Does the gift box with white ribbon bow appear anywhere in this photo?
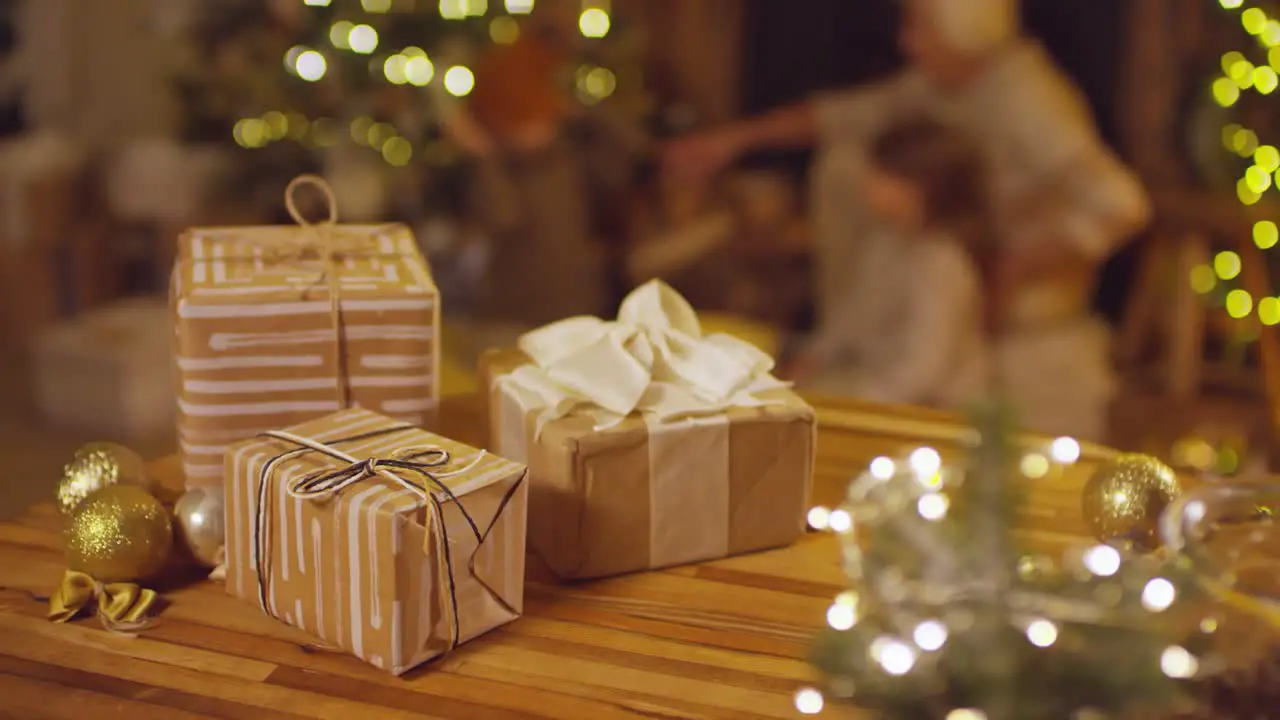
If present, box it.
[483,280,816,579]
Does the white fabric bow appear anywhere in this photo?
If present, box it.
[499,280,790,436]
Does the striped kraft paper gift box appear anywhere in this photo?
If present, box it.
[171,222,441,487]
[225,407,528,675]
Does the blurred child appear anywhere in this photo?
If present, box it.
[783,116,994,410]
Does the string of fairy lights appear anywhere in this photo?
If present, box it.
[232,0,618,167]
[1191,0,1280,327]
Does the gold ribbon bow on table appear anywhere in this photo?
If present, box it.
[498,279,790,437]
[250,425,507,654]
[47,570,158,633]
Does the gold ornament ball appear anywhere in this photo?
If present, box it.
[174,486,225,568]
[1081,453,1181,549]
[57,442,149,516]
[66,485,173,583]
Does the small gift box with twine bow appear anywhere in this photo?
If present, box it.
[482,280,816,580]
[171,176,441,487]
[224,406,528,675]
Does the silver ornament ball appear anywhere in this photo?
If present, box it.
[174,486,225,568]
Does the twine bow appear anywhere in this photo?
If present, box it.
[47,570,157,633]
[281,175,351,409]
[252,424,506,655]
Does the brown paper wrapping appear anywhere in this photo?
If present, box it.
[172,224,441,486]
[482,349,816,580]
[225,407,528,675]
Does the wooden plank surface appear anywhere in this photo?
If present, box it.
[0,395,1123,719]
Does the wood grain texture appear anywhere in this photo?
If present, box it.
[0,395,1114,719]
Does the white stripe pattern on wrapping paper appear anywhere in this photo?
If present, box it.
[278,466,295,582]
[382,398,438,414]
[178,298,435,319]
[295,490,306,577]
[295,599,305,635]
[192,236,207,282]
[398,236,434,291]
[346,484,387,659]
[191,284,380,296]
[361,355,432,370]
[178,355,325,371]
[312,518,325,640]
[367,490,413,633]
[180,399,341,417]
[183,426,277,444]
[213,243,227,284]
[183,375,433,395]
[209,325,433,351]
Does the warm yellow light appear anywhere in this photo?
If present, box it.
[1233,127,1260,156]
[1215,250,1242,280]
[362,0,393,11]
[1161,646,1199,679]
[368,122,396,149]
[1256,220,1279,249]
[1019,453,1050,479]
[1256,66,1279,94]
[1223,123,1244,149]
[1247,165,1274,193]
[1221,0,1244,7]
[467,0,489,16]
[505,0,534,12]
[1226,289,1254,319]
[384,55,408,84]
[490,16,520,44]
[1026,619,1058,648]
[350,116,374,145]
[1229,59,1255,87]
[1256,145,1280,172]
[1272,46,1280,71]
[304,0,332,6]
[1244,8,1269,35]
[285,112,308,139]
[579,7,611,38]
[330,21,354,49]
[1239,178,1263,205]
[440,0,467,19]
[1214,77,1242,107]
[1223,51,1247,73]
[405,56,435,86]
[1190,264,1217,294]
[1259,297,1280,326]
[262,110,288,139]
[382,137,414,167]
[295,50,328,81]
[233,118,268,148]
[443,65,475,96]
[1264,20,1280,47]
[582,66,617,99]
[348,24,379,54]
[403,45,426,57]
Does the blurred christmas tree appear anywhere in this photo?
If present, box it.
[172,0,648,221]
[1184,2,1280,340]
[801,401,1205,719]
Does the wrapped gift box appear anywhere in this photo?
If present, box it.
[172,220,441,486]
[225,407,528,675]
[32,298,175,442]
[483,280,816,579]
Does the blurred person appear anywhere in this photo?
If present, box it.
[662,0,1149,440]
[446,0,645,325]
[783,116,991,410]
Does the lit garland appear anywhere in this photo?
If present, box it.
[1192,1,1280,329]
[799,401,1204,718]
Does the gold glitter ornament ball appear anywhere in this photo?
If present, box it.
[66,485,173,583]
[57,442,149,516]
[1081,453,1181,549]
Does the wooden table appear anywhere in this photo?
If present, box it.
[0,395,1114,719]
